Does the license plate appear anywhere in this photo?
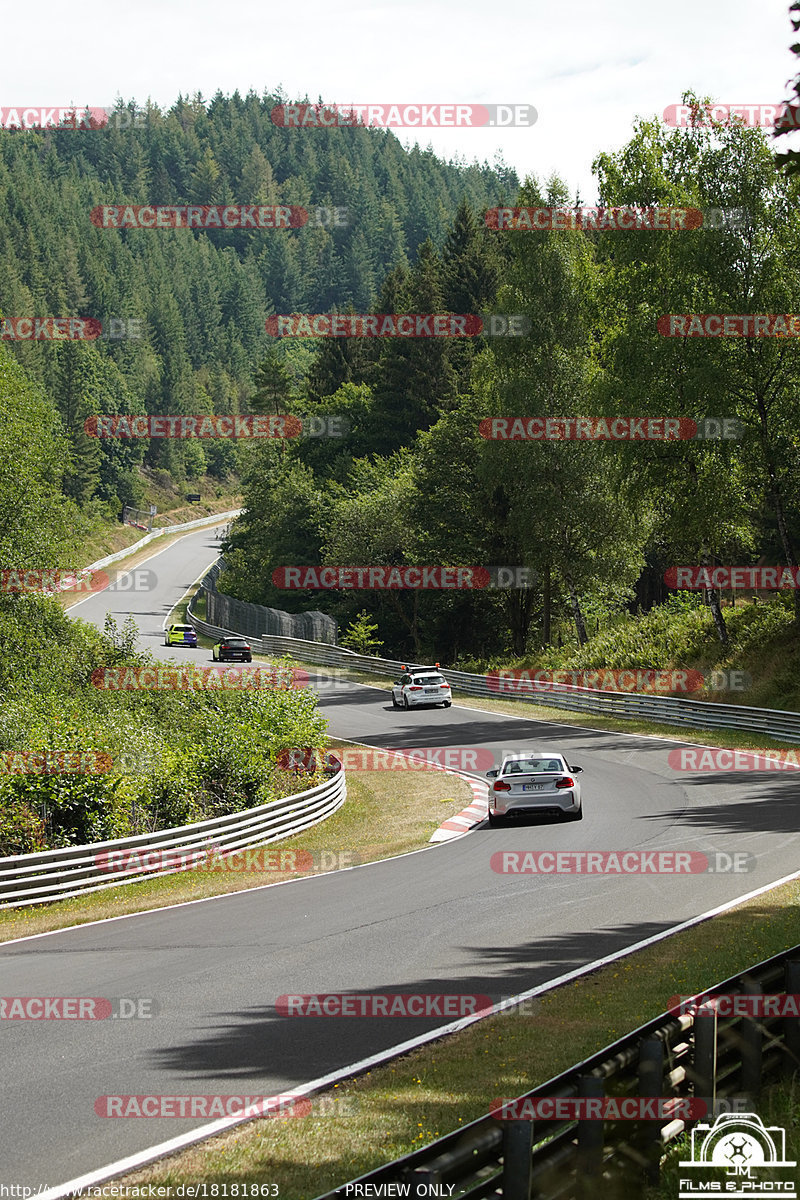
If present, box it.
[523,783,545,791]
[424,687,438,693]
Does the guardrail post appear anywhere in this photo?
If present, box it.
[576,1074,605,1196]
[502,1119,533,1199]
[740,977,763,1101]
[784,961,800,1069]
[691,1005,717,1118]
[637,1037,664,1186]
[406,1166,441,1190]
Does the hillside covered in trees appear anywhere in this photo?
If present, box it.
[219,99,800,665]
[0,90,516,517]
[2,88,799,672]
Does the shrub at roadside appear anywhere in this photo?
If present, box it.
[0,596,329,852]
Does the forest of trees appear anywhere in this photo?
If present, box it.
[219,97,800,663]
[1,87,799,667]
[0,89,516,516]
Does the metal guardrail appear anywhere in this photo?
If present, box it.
[0,764,346,910]
[187,568,800,744]
[316,946,800,1199]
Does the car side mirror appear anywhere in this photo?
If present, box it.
[569,765,583,773]
[486,769,499,778]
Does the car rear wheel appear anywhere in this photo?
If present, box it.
[487,812,504,827]
[391,694,399,708]
[245,655,252,663]
[443,700,452,708]
[403,695,410,710]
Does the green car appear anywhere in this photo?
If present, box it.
[165,623,198,648]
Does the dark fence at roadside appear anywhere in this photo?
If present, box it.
[197,559,338,644]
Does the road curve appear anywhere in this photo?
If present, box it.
[2,524,799,1188]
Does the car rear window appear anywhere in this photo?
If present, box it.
[413,675,445,685]
[174,625,193,631]
[503,758,564,774]
[225,639,249,645]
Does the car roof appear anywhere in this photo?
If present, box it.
[502,751,564,761]
[222,636,249,642]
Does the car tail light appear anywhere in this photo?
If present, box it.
[493,780,512,792]
[555,776,575,789]
[408,685,422,691]
[440,683,449,688]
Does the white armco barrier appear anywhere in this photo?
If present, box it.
[0,765,345,910]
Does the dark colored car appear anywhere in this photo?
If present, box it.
[212,637,252,663]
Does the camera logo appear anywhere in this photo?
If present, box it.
[679,1112,795,1197]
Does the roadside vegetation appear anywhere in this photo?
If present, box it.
[0,596,327,854]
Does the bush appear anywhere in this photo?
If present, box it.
[0,798,45,856]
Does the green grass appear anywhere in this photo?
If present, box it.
[455,593,800,713]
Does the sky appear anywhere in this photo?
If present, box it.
[3,0,798,199]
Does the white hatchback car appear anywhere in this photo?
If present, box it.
[391,666,452,710]
[486,751,583,825]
